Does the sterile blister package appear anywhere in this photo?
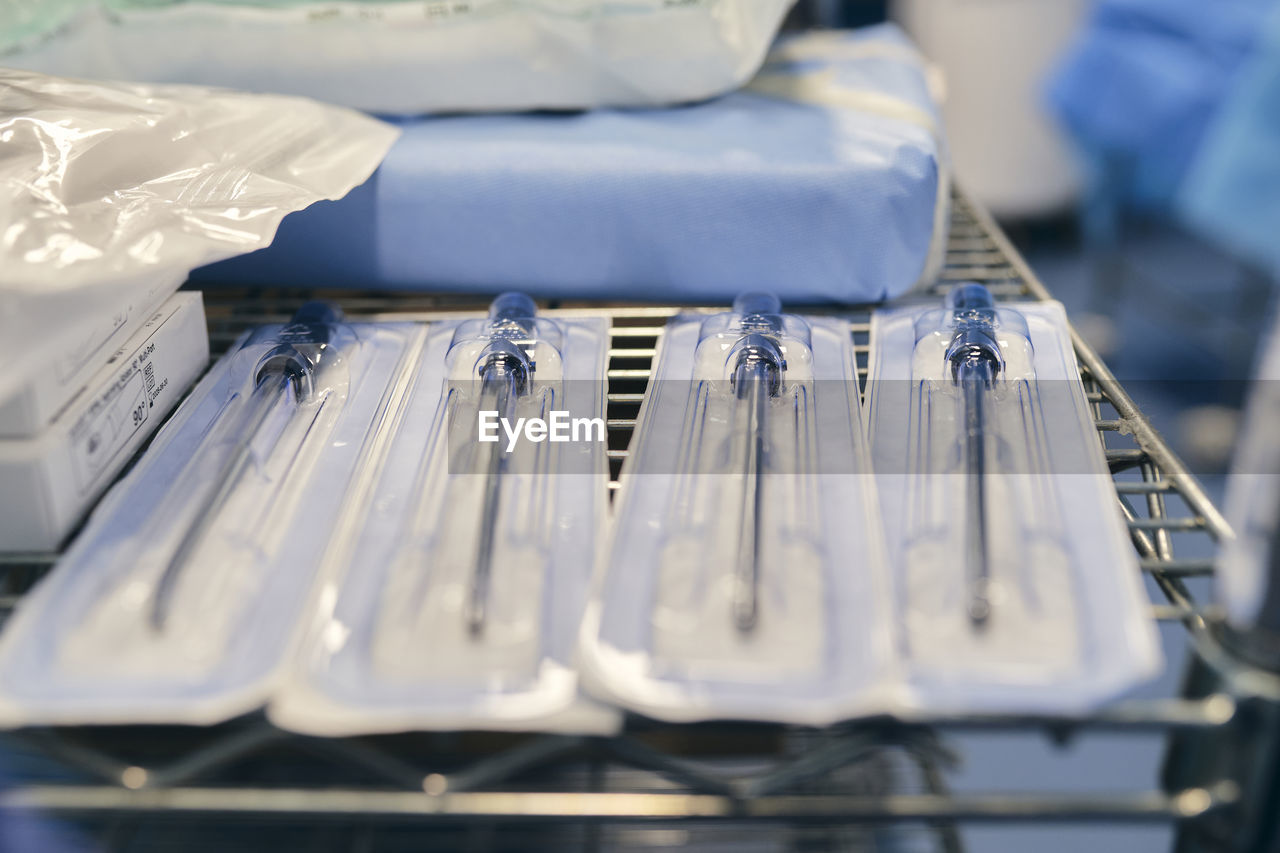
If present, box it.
[3,0,793,114]
[0,68,398,409]
[0,307,420,726]
[1219,307,1280,631]
[271,295,618,736]
[578,294,897,724]
[867,285,1162,713]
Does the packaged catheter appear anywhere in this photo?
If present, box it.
[578,293,896,724]
[272,294,617,735]
[0,306,418,726]
[866,284,1162,713]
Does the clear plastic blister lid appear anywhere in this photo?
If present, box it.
[0,303,435,727]
[581,292,894,724]
[902,284,1077,679]
[52,304,354,677]
[373,293,567,685]
[655,293,825,679]
[271,294,613,735]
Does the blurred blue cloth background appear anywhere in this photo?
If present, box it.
[196,24,945,305]
[1048,0,1278,210]
[1179,3,1280,279]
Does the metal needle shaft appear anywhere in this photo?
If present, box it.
[465,361,520,636]
[958,358,995,628]
[944,283,1004,632]
[732,359,770,633]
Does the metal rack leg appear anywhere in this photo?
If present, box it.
[1165,628,1280,853]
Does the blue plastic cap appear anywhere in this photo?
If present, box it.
[733,292,782,318]
[292,301,344,326]
[945,283,996,313]
[489,292,538,321]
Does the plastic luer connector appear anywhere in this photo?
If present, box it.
[150,302,347,631]
[904,283,1076,670]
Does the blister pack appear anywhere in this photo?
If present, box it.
[867,285,1162,713]
[272,295,617,735]
[0,306,419,725]
[579,294,896,724]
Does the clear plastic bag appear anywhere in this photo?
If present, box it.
[0,68,398,405]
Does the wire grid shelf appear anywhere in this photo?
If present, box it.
[0,189,1265,851]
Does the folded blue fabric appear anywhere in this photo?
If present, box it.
[197,23,945,305]
[1047,0,1277,208]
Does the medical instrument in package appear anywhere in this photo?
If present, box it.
[0,292,207,552]
[0,68,398,411]
[196,24,948,306]
[0,307,419,726]
[578,294,897,725]
[271,295,617,735]
[3,0,793,114]
[866,285,1162,713]
[1219,306,1280,631]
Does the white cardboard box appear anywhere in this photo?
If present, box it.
[0,276,175,437]
[0,292,209,551]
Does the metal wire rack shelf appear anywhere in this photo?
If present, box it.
[0,189,1275,852]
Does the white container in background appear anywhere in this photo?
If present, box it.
[893,0,1086,219]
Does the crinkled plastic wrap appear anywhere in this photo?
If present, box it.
[272,304,616,735]
[578,299,897,724]
[0,68,399,404]
[867,294,1162,713]
[0,318,419,726]
[3,0,794,114]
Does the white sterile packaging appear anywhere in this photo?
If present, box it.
[5,0,795,114]
[0,292,207,551]
[578,294,897,724]
[1219,308,1280,630]
[0,68,399,408]
[0,278,172,438]
[0,309,420,726]
[866,285,1162,714]
[272,296,617,735]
